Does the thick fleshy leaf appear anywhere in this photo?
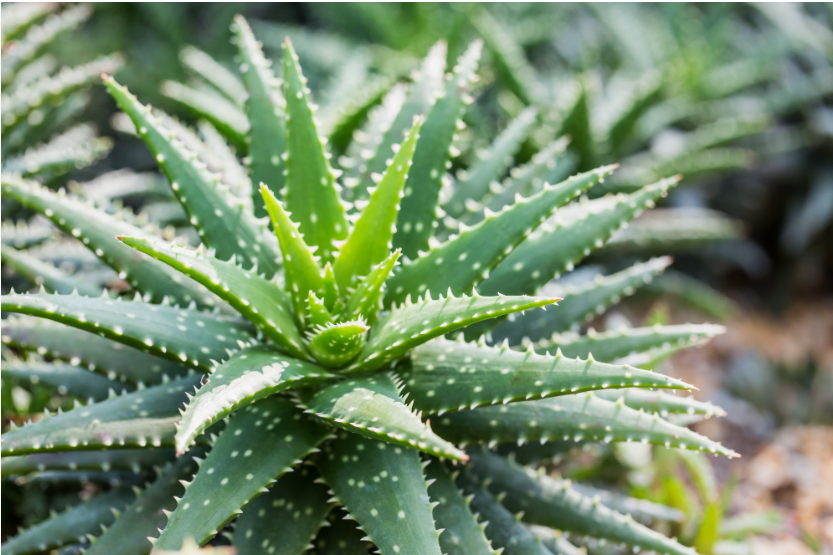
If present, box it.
[160,81,248,151]
[396,338,693,415]
[597,208,743,256]
[481,176,680,296]
[0,375,202,456]
[606,73,664,156]
[343,249,400,326]
[282,38,349,264]
[179,45,246,106]
[444,107,538,217]
[232,15,286,217]
[103,76,281,278]
[534,323,725,362]
[1,218,56,249]
[261,184,326,325]
[644,270,736,321]
[0,487,136,555]
[335,118,422,291]
[492,257,672,344]
[298,373,466,460]
[233,466,333,555]
[467,449,701,555]
[456,471,553,555]
[0,292,256,372]
[570,483,684,523]
[316,432,444,555]
[424,460,498,555]
[0,5,89,86]
[153,396,329,550]
[1,176,219,308]
[308,320,369,368]
[387,166,617,305]
[308,291,335,327]
[345,41,447,204]
[3,55,122,135]
[175,345,334,454]
[1,360,131,401]
[556,79,594,171]
[2,125,113,179]
[1,317,190,385]
[1,2,57,44]
[393,40,482,260]
[433,393,738,457]
[593,389,726,418]
[470,9,541,107]
[1,449,176,477]
[345,292,560,374]
[119,236,308,360]
[1,244,102,296]
[84,455,201,555]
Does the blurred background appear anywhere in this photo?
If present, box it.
[2,3,832,554]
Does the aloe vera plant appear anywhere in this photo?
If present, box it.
[1,14,740,555]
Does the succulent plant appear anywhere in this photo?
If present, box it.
[1,14,740,555]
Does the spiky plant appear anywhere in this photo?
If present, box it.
[1,15,738,555]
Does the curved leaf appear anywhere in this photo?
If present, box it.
[176,345,333,454]
[316,432,444,555]
[298,373,466,461]
[1,360,131,402]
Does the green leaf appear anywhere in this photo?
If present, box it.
[308,321,369,369]
[298,373,466,460]
[424,460,498,555]
[593,389,726,419]
[0,292,256,373]
[470,9,541,106]
[555,79,594,171]
[596,208,742,257]
[232,15,287,217]
[282,38,349,264]
[1,2,57,45]
[85,453,202,555]
[693,500,722,555]
[160,80,248,151]
[261,184,326,324]
[387,166,617,306]
[571,483,684,523]
[343,250,400,326]
[1,360,131,402]
[0,487,136,555]
[153,396,328,550]
[311,506,374,555]
[534,323,725,363]
[344,41,447,204]
[0,5,91,87]
[233,466,333,555]
[456,470,554,555]
[492,257,672,345]
[467,449,701,555]
[1,176,219,309]
[345,292,559,374]
[316,432,444,555]
[433,394,738,457]
[1,244,102,297]
[322,262,342,314]
[1,448,176,477]
[642,270,736,321]
[2,125,113,179]
[496,441,580,466]
[179,45,246,106]
[2,54,123,135]
[444,107,538,217]
[1,317,190,386]
[103,76,281,278]
[1,219,56,249]
[119,236,308,360]
[606,72,664,156]
[476,138,571,220]
[176,345,334,454]
[480,176,680,296]
[396,338,693,415]
[335,118,422,291]
[308,291,335,327]
[393,40,482,260]
[0,375,202,456]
